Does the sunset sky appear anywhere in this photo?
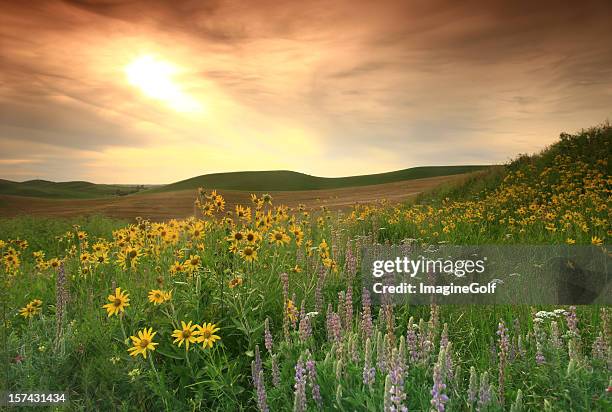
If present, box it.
[1,0,611,184]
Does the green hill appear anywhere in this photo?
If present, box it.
[0,179,145,199]
[0,165,488,199]
[149,165,488,193]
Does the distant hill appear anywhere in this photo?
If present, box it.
[148,165,489,193]
[0,179,146,199]
[0,166,488,199]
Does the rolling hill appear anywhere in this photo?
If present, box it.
[148,165,488,193]
[0,165,488,199]
[0,179,146,199]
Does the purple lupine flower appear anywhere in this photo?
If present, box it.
[468,366,478,404]
[533,322,546,365]
[591,332,607,360]
[406,318,419,363]
[299,302,312,342]
[566,306,579,337]
[497,320,509,407]
[251,345,268,412]
[444,341,454,382]
[384,348,408,412]
[363,338,376,386]
[256,370,269,412]
[345,286,353,331]
[550,320,562,349]
[344,241,357,278]
[440,323,449,350]
[431,362,449,412]
[280,272,289,302]
[361,288,373,340]
[264,318,273,353]
[477,371,491,411]
[271,354,281,387]
[252,345,263,384]
[306,354,322,409]
[293,357,307,412]
[328,311,342,343]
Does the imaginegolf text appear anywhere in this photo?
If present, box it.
[372,282,498,296]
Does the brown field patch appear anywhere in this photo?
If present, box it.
[0,174,471,221]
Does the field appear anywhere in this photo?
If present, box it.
[0,174,474,221]
[1,125,610,411]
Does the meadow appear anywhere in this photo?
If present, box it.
[1,125,610,411]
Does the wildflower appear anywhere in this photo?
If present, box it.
[497,320,509,406]
[229,276,243,289]
[19,300,42,318]
[478,371,492,410]
[172,321,200,350]
[286,299,298,323]
[269,229,290,246]
[468,366,478,404]
[264,318,273,353]
[127,327,158,359]
[240,245,258,262]
[306,353,322,409]
[363,338,376,386]
[197,322,221,349]
[591,236,604,246]
[293,357,307,412]
[431,360,449,412]
[298,302,312,342]
[102,287,130,317]
[148,289,168,305]
[271,353,281,387]
[184,254,202,273]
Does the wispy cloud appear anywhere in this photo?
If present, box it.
[0,0,611,183]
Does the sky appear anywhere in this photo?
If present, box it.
[1,0,611,184]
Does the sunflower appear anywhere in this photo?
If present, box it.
[184,254,202,274]
[286,299,298,322]
[19,300,42,318]
[148,289,165,305]
[261,193,273,205]
[228,242,239,254]
[289,225,304,245]
[48,258,61,269]
[127,327,158,359]
[269,229,290,246]
[169,261,184,275]
[117,246,141,270]
[227,230,245,243]
[172,321,200,350]
[197,323,221,349]
[102,287,130,317]
[240,246,258,262]
[244,230,259,244]
[214,195,226,211]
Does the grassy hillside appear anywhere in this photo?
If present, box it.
[0,179,146,199]
[150,165,488,193]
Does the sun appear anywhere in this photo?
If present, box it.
[125,55,201,113]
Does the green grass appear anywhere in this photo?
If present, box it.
[0,125,609,411]
[147,165,489,193]
[0,180,146,199]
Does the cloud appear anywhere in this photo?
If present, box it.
[0,0,611,183]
